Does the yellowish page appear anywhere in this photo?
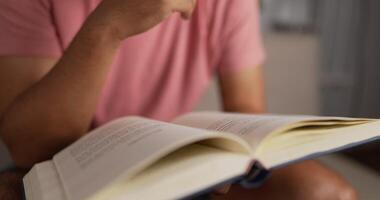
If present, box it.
[90,144,251,200]
[52,117,248,200]
[174,112,371,151]
[256,121,380,168]
[174,112,323,150]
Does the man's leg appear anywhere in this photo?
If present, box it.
[213,160,358,200]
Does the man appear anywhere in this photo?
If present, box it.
[0,0,357,199]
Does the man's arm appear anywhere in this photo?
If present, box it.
[0,0,196,168]
[0,27,121,168]
[219,65,267,114]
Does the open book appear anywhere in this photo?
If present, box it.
[23,112,380,200]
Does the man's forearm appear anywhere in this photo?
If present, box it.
[0,0,197,168]
[220,66,267,114]
[0,19,122,168]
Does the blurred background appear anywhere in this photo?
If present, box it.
[196,0,380,199]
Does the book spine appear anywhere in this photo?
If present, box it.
[240,161,270,188]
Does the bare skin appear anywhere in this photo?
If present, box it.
[219,66,267,114]
[0,170,25,200]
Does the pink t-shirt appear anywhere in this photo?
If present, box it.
[0,0,265,126]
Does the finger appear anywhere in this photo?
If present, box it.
[180,11,192,20]
[214,185,231,195]
[170,0,196,19]
[182,0,196,19]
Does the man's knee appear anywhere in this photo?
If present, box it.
[214,161,359,200]
[309,180,358,200]
[336,184,358,200]
[298,162,359,200]
[272,160,359,200]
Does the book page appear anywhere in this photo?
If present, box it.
[90,144,251,200]
[256,120,380,168]
[173,112,317,149]
[52,117,247,200]
[23,161,65,200]
[173,112,368,150]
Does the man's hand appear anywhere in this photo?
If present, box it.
[0,170,25,200]
[88,0,197,40]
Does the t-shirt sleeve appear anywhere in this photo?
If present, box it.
[0,0,62,57]
[208,0,266,74]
